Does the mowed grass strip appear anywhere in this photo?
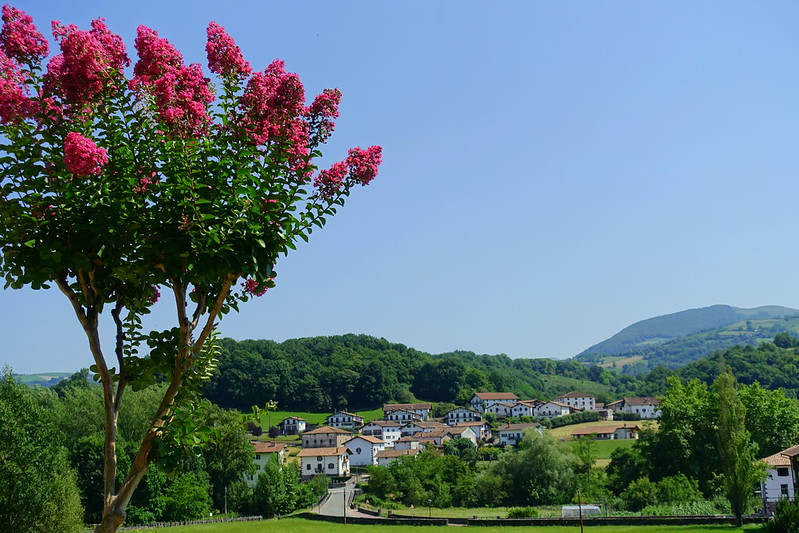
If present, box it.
[156,517,761,533]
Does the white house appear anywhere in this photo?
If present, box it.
[554,391,596,411]
[570,424,640,440]
[278,416,306,435]
[344,435,385,467]
[535,400,574,418]
[444,407,482,425]
[470,392,519,413]
[301,425,352,448]
[383,402,432,421]
[401,420,447,437]
[607,397,661,419]
[394,436,422,451]
[326,410,365,429]
[375,448,420,466]
[454,421,492,441]
[510,401,538,418]
[360,420,403,446]
[485,402,515,419]
[496,422,542,446]
[244,441,287,486]
[297,446,351,480]
[385,409,422,423]
[761,447,799,516]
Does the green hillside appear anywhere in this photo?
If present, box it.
[576,305,799,370]
[14,372,71,387]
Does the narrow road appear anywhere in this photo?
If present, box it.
[317,478,374,519]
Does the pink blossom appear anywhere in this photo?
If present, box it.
[206,21,251,78]
[0,5,48,63]
[313,160,348,199]
[149,286,160,304]
[309,88,341,120]
[131,25,183,87]
[239,59,305,145]
[346,146,382,186]
[243,278,269,297]
[0,48,31,123]
[307,88,341,145]
[132,26,213,137]
[63,132,108,177]
[46,19,129,106]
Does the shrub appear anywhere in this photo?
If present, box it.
[507,506,539,518]
[767,497,799,533]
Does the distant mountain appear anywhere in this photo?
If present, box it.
[14,372,71,387]
[576,305,799,370]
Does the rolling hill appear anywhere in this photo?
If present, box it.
[575,304,799,370]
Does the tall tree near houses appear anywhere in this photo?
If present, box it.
[0,6,381,532]
[713,372,766,527]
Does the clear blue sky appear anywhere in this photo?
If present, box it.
[3,1,799,374]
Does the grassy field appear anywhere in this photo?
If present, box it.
[146,517,761,533]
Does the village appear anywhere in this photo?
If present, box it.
[246,391,661,482]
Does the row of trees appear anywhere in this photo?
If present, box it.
[0,369,298,529]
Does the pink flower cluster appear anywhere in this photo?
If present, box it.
[131,26,213,137]
[63,132,108,177]
[240,59,305,145]
[0,4,48,62]
[0,49,30,123]
[307,88,341,145]
[242,278,269,297]
[313,145,382,199]
[206,22,251,78]
[346,146,382,186]
[149,286,160,304]
[45,19,129,107]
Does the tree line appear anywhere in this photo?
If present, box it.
[201,333,799,412]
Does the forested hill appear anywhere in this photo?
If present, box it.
[575,304,799,370]
[202,334,629,412]
[201,333,799,412]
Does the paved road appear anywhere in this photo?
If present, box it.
[317,479,374,519]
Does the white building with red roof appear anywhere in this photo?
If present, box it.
[470,392,520,413]
[553,391,597,411]
[761,445,799,516]
[345,435,385,467]
[297,446,351,479]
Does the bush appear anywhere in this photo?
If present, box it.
[613,412,642,421]
[507,506,539,518]
[767,497,799,533]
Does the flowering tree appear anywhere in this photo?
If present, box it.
[0,6,381,532]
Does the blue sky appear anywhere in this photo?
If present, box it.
[3,1,799,374]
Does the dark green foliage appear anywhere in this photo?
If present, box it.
[545,410,602,428]
[767,497,799,533]
[490,432,577,506]
[606,446,650,494]
[714,372,766,526]
[0,371,84,533]
[161,472,213,522]
[252,457,326,517]
[507,506,539,518]
[198,403,256,511]
[363,451,476,508]
[203,335,601,412]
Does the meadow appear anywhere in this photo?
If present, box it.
[145,517,762,533]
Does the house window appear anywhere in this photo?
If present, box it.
[778,468,790,477]
[782,484,789,497]
[317,456,322,461]
[328,463,335,470]
[306,464,311,471]
[356,447,362,454]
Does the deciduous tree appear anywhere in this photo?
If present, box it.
[0,7,381,532]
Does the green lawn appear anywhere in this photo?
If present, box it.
[147,517,762,533]
[565,437,636,459]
